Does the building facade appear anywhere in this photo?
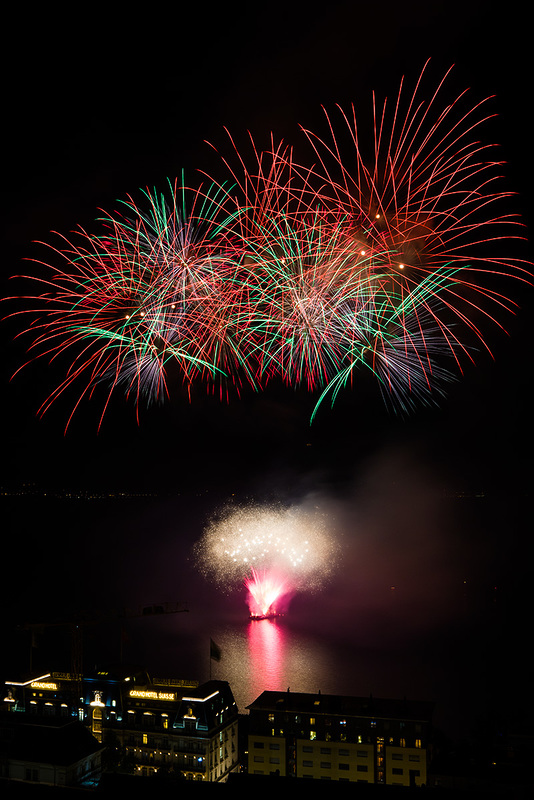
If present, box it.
[247,690,433,787]
[4,666,239,783]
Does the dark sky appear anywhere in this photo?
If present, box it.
[1,1,532,499]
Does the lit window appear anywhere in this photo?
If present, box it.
[415,739,422,749]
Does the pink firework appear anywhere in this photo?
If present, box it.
[195,503,337,618]
[245,568,290,617]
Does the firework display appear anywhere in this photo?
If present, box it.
[195,504,336,616]
[6,64,530,426]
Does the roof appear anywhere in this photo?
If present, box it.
[246,690,434,723]
[4,717,103,765]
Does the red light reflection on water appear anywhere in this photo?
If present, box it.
[247,618,287,697]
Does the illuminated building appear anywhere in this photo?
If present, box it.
[4,666,239,783]
[247,690,433,787]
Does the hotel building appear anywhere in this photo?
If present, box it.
[247,690,433,787]
[4,665,239,783]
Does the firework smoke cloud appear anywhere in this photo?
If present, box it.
[195,503,338,614]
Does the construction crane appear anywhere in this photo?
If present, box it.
[21,601,189,687]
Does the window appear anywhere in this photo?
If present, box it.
[253,756,264,763]
[400,738,406,748]
[339,749,349,756]
[253,741,265,748]
[269,743,280,750]
[356,750,368,758]
[339,763,349,770]
[320,762,331,769]
[320,747,331,754]
[392,767,403,775]
[357,765,368,772]
[392,753,403,760]
[303,760,313,767]
[415,739,422,749]
[409,755,420,762]
[302,746,313,753]
[269,757,280,764]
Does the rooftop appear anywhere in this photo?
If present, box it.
[247,690,434,723]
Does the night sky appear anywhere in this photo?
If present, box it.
[2,2,533,492]
[1,2,533,730]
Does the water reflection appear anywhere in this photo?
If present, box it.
[247,619,285,695]
[210,617,335,713]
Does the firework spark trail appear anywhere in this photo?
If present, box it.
[5,65,531,426]
[8,180,246,428]
[245,568,290,617]
[195,504,337,614]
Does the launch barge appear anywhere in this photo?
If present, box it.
[249,610,282,621]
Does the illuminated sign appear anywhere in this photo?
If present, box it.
[31,682,58,690]
[129,690,176,701]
